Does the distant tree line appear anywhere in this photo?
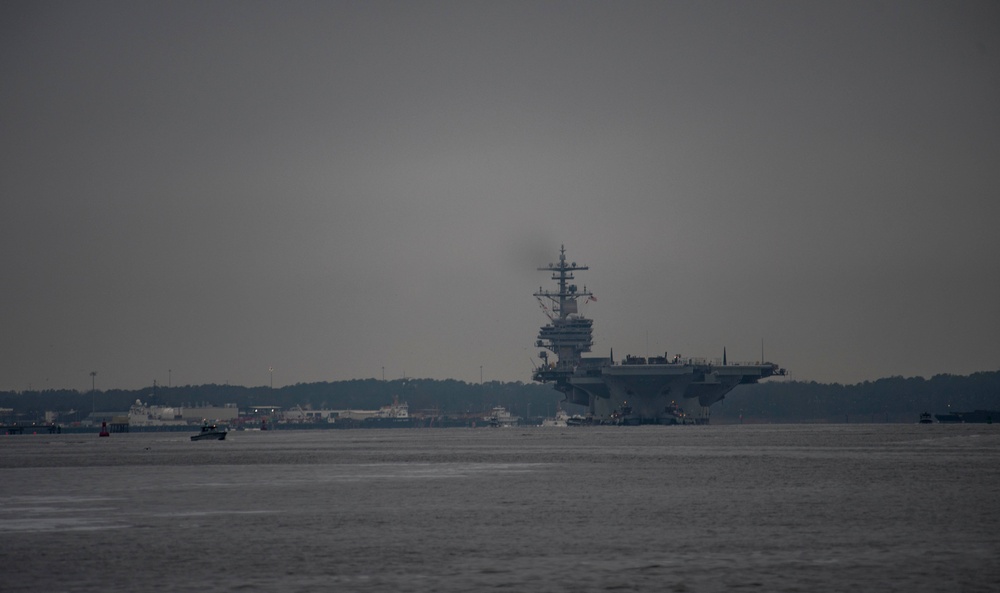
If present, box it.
[713,370,1000,423]
[2,371,998,424]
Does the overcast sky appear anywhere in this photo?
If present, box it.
[2,1,998,392]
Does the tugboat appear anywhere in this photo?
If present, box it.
[540,408,571,427]
[190,423,227,441]
[485,406,519,427]
[919,412,933,424]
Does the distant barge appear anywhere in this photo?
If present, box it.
[934,410,998,424]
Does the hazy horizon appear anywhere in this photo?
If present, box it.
[3,1,998,392]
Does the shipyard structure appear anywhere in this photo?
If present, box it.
[533,246,785,424]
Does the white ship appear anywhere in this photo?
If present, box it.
[128,399,186,427]
[485,406,519,427]
[362,397,414,427]
[540,408,571,427]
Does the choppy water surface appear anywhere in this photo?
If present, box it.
[2,425,998,592]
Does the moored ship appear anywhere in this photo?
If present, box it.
[532,246,785,424]
[361,397,414,428]
[934,409,998,424]
[484,406,519,427]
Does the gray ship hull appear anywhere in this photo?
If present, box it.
[559,360,778,424]
[531,246,784,425]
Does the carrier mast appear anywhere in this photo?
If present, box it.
[533,245,594,375]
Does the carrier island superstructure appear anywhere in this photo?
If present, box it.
[533,246,785,424]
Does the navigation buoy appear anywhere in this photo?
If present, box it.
[99,421,110,437]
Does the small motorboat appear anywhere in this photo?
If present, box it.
[191,424,227,441]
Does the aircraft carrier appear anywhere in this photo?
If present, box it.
[533,246,785,424]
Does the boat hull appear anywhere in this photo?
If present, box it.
[553,361,780,424]
[934,410,998,424]
[361,418,414,428]
[190,431,226,441]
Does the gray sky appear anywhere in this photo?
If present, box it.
[2,1,998,391]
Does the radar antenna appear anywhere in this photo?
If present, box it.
[533,245,595,370]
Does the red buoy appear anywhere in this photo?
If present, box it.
[99,421,110,437]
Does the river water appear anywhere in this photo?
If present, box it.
[2,424,998,592]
